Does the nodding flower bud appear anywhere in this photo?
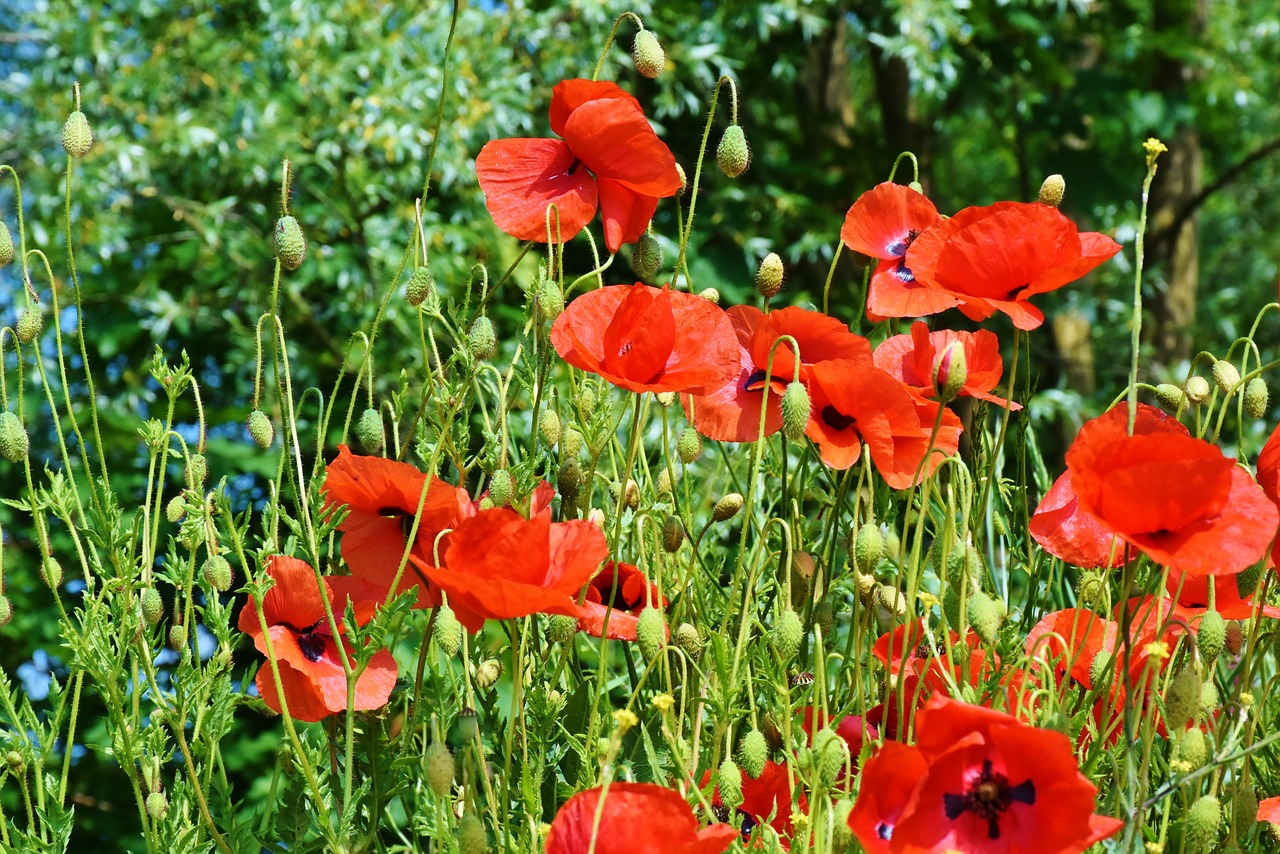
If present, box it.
[676,427,702,464]
[631,232,663,280]
[186,453,208,488]
[247,409,274,449]
[0,412,29,463]
[908,181,925,194]
[475,658,502,690]
[405,266,435,307]
[780,381,811,441]
[168,623,187,650]
[458,814,487,854]
[636,608,665,661]
[933,341,967,403]
[145,791,169,821]
[165,494,187,523]
[202,555,233,592]
[468,316,497,361]
[536,276,564,322]
[488,469,513,507]
[1173,726,1206,769]
[141,588,164,625]
[755,252,785,298]
[547,614,578,645]
[1038,174,1066,207]
[539,408,562,448]
[424,742,455,797]
[62,110,94,158]
[42,556,63,589]
[711,492,744,522]
[556,458,584,497]
[662,514,685,552]
[1154,382,1185,411]
[740,729,768,779]
[0,221,12,267]
[1185,375,1211,405]
[716,124,750,178]
[853,524,884,574]
[273,216,306,271]
[1197,609,1226,662]
[1245,377,1270,419]
[1163,668,1201,733]
[355,408,384,454]
[435,604,462,656]
[772,608,804,661]
[718,758,744,810]
[1212,359,1241,393]
[632,29,666,79]
[967,589,1002,644]
[697,287,720,304]
[673,621,703,659]
[1183,795,1221,853]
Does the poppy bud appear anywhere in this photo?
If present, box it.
[488,469,513,507]
[1164,668,1200,732]
[458,814,488,854]
[813,727,849,789]
[273,216,306,271]
[202,555,233,592]
[755,252,785,298]
[780,381,810,442]
[0,595,10,627]
[697,287,720,304]
[242,409,274,449]
[561,427,584,460]
[716,124,750,178]
[636,608,665,660]
[141,588,164,625]
[655,466,678,495]
[968,589,1002,644]
[556,458,584,498]
[855,571,877,604]
[42,556,62,589]
[632,29,666,78]
[853,524,884,574]
[662,514,685,552]
[1154,382,1185,411]
[15,309,41,344]
[5,750,22,772]
[740,729,768,779]
[942,586,963,630]
[62,109,93,158]
[186,453,208,488]
[538,409,561,449]
[874,584,907,628]
[1199,680,1219,724]
[577,384,599,422]
[165,494,186,523]
[546,614,578,645]
[1185,375,1211,405]
[405,266,435,308]
[475,658,502,690]
[468,316,497,361]
[676,427,702,464]
[436,604,462,656]
[168,623,187,649]
[1038,174,1066,207]
[1088,651,1113,690]
[711,492,743,522]
[1173,726,1206,769]
[1245,378,1269,419]
[1197,610,1226,663]
[1184,795,1221,853]
[1225,620,1243,656]
[933,341,967,403]
[349,408,383,455]
[610,478,640,511]
[536,276,563,322]
[1212,360,1241,393]
[1234,783,1258,834]
[908,181,925,194]
[1236,560,1263,598]
[773,608,804,661]
[145,791,169,821]
[631,232,663,280]
[832,799,855,851]
[0,412,29,463]
[1076,569,1110,612]
[0,221,12,267]
[424,742,454,796]
[718,758,744,810]
[673,622,702,660]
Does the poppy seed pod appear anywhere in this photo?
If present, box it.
[631,232,662,281]
[435,605,462,657]
[716,124,750,178]
[355,408,384,454]
[1185,375,1211,404]
[62,109,93,158]
[711,492,743,522]
[755,252,784,298]
[632,29,666,78]
[1245,377,1269,419]
[780,381,810,441]
[0,221,12,267]
[273,216,306,271]
[1212,359,1241,393]
[405,266,435,307]
[0,412,29,463]
[1038,174,1066,207]
[15,309,42,344]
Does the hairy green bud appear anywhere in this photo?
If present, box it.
[780,381,810,442]
[673,622,702,660]
[141,588,164,625]
[546,614,578,646]
[773,608,804,661]
[968,589,1003,644]
[1199,679,1220,723]
[631,232,663,280]
[355,408,384,453]
[854,525,884,574]
[1246,377,1269,419]
[42,556,62,589]
[539,408,561,448]
[15,309,42,344]
[488,469,514,507]
[0,221,12,267]
[632,29,666,78]
[62,110,94,158]
[1197,610,1226,663]
[203,555,233,592]
[718,758,744,810]
[1173,726,1206,769]
[698,287,720,304]
[458,813,488,854]
[716,125,750,178]
[468,316,497,361]
[0,595,11,628]
[1185,375,1211,405]
[662,514,685,552]
[1184,794,1221,853]
[556,458,583,497]
[424,742,454,797]
[145,791,169,821]
[273,215,306,271]
[165,494,187,523]
[1212,360,1241,393]
[676,427,702,464]
[435,605,462,657]
[0,412,29,463]
[740,729,768,779]
[755,252,785,298]
[405,266,435,307]
[186,453,208,488]
[169,623,187,649]
[813,727,849,789]
[536,276,563,322]
[1154,382,1185,411]
[1164,668,1201,732]
[247,409,274,449]
[711,493,744,522]
[636,608,666,661]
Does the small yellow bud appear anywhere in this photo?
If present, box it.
[1038,174,1066,207]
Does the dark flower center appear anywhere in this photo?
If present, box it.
[942,759,1036,840]
[821,405,855,433]
[567,158,583,176]
[876,820,893,840]
[884,229,921,259]
[743,368,769,392]
[295,620,328,663]
[891,259,916,284]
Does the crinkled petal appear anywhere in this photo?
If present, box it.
[549,79,641,137]
[1029,470,1127,568]
[475,138,597,243]
[562,98,681,196]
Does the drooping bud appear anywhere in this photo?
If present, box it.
[1155,382,1185,411]
[716,124,750,178]
[539,409,562,448]
[1173,726,1206,769]
[0,595,11,627]
[1236,560,1264,598]
[577,383,598,422]
[1225,620,1244,656]
[1164,668,1201,732]
[0,221,12,267]
[676,427,702,464]
[717,758,744,810]
[740,729,768,779]
[1233,783,1258,835]
[15,309,42,344]
[1185,375,1211,405]
[246,409,274,449]
[355,408,384,454]
[755,252,785,298]
[273,216,306,271]
[711,493,744,522]
[1038,174,1066,207]
[632,29,666,78]
[832,799,855,852]
[168,623,187,649]
[468,316,497,361]
[536,276,564,322]
[631,232,663,280]
[546,614,578,645]
[186,453,208,488]
[405,266,435,307]
[780,381,810,441]
[967,589,1002,644]
[662,514,685,552]
[556,458,584,497]
[435,604,462,656]
[475,658,502,690]
[0,412,29,462]
[458,814,488,854]
[42,556,63,589]
[145,791,169,821]
[874,584,907,628]
[908,181,925,194]
[165,494,187,523]
[1212,360,1241,393]
[1197,610,1226,663]
[1245,377,1270,419]
[141,588,164,625]
[853,525,884,574]
[1077,569,1110,611]
[1199,680,1220,724]
[673,622,703,660]
[773,608,804,661]
[62,110,94,158]
[812,727,849,789]
[655,466,678,495]
[636,608,666,661]
[933,341,967,403]
[484,469,512,507]
[1184,794,1221,853]
[697,287,720,304]
[424,742,455,796]
[202,555,233,592]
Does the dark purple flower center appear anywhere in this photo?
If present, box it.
[884,229,921,259]
[942,759,1036,840]
[821,405,855,433]
[295,620,328,663]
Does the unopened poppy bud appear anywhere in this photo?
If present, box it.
[673,622,702,660]
[539,409,561,448]
[354,407,384,454]
[247,409,274,449]
[168,624,187,649]
[0,595,10,627]
[475,658,502,690]
[636,608,665,660]
[203,555,233,592]
[436,604,462,656]
[1225,620,1243,655]
[141,588,164,625]
[780,381,810,441]
[853,524,884,574]
[458,813,488,854]
[1197,610,1226,662]
[874,584,907,628]
[1173,726,1206,769]
[536,276,563,322]
[1185,375,1211,405]
[655,466,678,495]
[662,514,684,552]
[1236,560,1263,598]
[273,216,306,271]
[933,341,967,403]
[1234,783,1258,834]
[813,727,848,789]
[1164,668,1201,732]
[1184,795,1221,853]
[716,124,750,178]
[577,384,599,421]
[832,799,855,851]
[676,427,702,463]
[655,391,676,407]
[488,469,513,507]
[405,266,435,307]
[740,729,768,779]
[5,750,22,772]
[546,614,578,645]
[1246,378,1269,419]
[424,742,454,796]
[42,556,62,589]
[145,791,168,820]
[556,458,584,497]
[611,478,640,510]
[675,162,687,194]
[468,316,497,361]
[186,453,208,488]
[1199,680,1219,723]
[718,758,744,810]
[15,309,41,343]
[697,287,720,304]
[631,232,663,280]
[967,589,1002,644]
[0,222,12,267]
[942,586,963,630]
[632,29,666,78]
[773,608,804,660]
[1038,174,1066,207]
[711,492,743,522]
[165,494,186,523]
[756,252,785,298]
[0,412,29,462]
[62,109,93,158]
[1212,360,1241,392]
[1154,382,1184,411]
[908,181,924,194]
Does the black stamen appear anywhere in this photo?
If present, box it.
[821,405,855,432]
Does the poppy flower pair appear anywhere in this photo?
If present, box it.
[477,80,682,253]
[849,693,1123,853]
[545,782,738,854]
[238,556,397,722]
[841,181,1122,330]
[1029,403,1279,576]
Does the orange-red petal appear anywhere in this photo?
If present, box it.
[475,137,597,243]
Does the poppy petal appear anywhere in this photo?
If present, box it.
[1029,470,1127,568]
[595,177,660,253]
[840,181,941,261]
[548,79,642,138]
[561,98,681,196]
[475,138,598,243]
[601,284,676,383]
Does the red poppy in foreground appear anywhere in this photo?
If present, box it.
[545,782,738,854]
[1163,566,1280,620]
[1030,403,1278,575]
[851,693,1123,853]
[551,283,739,395]
[905,201,1121,330]
[576,561,668,641]
[476,79,681,253]
[1254,421,1280,564]
[1258,795,1280,826]
[238,556,397,723]
[840,181,948,321]
[874,321,1021,410]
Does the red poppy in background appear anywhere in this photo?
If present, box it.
[683,305,872,442]
[805,360,962,488]
[1255,421,1280,564]
[1163,567,1280,620]
[412,505,608,632]
[238,556,397,723]
[840,181,949,321]
[905,201,1121,330]
[798,707,877,790]
[545,781,738,854]
[476,79,681,253]
[323,446,473,606]
[1025,608,1117,690]
[551,283,739,395]
[1258,796,1280,827]
[1030,403,1278,575]
[873,321,1021,410]
[701,760,806,848]
[576,561,669,642]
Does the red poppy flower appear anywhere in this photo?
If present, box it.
[805,361,962,488]
[476,79,681,253]
[840,181,950,321]
[1255,421,1280,564]
[545,781,738,854]
[1030,403,1279,575]
[551,284,739,395]
[1163,568,1280,620]
[873,321,1021,410]
[683,306,872,442]
[872,619,998,719]
[798,707,877,791]
[576,561,669,641]
[1025,608,1117,690]
[411,505,608,632]
[905,201,1122,330]
[237,556,397,723]
[701,759,806,848]
[1258,795,1280,826]
[847,740,929,854]
[322,445,473,607]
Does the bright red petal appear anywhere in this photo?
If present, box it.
[475,138,597,243]
[549,79,642,138]
[545,782,735,854]
[683,306,784,442]
[562,98,680,197]
[1029,470,1127,568]
[255,661,333,723]
[1258,795,1280,825]
[840,181,941,261]
[601,284,676,384]
[595,177,659,252]
[848,740,928,853]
